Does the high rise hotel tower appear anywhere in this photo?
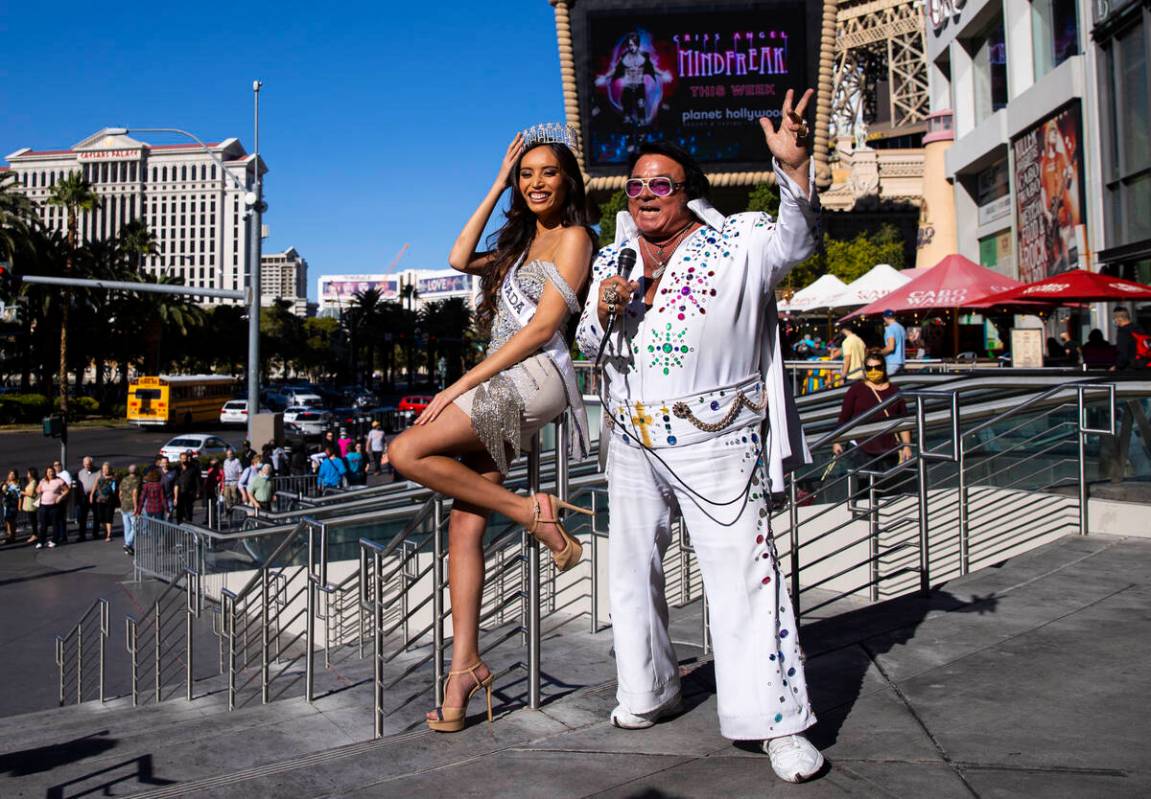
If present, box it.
[4,128,266,304]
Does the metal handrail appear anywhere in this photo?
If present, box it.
[55,598,109,706]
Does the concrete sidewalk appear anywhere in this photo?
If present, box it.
[3,533,1148,797]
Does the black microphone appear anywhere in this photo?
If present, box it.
[607,247,638,331]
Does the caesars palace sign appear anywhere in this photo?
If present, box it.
[928,0,966,30]
[77,149,140,161]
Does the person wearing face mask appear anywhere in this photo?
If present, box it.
[576,89,825,783]
[386,126,595,734]
[832,354,913,470]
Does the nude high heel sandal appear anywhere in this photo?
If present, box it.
[530,493,593,572]
[426,662,494,733]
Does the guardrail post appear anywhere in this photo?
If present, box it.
[75,623,84,704]
[126,619,139,706]
[1076,384,1118,537]
[98,601,108,703]
[868,475,880,602]
[56,637,65,706]
[527,433,542,710]
[225,592,237,711]
[185,575,195,701]
[373,549,384,739]
[590,491,599,634]
[432,497,446,707]
[957,435,970,576]
[153,598,162,703]
[305,524,316,704]
[263,566,272,704]
[915,395,931,594]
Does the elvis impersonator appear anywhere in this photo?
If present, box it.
[576,89,825,783]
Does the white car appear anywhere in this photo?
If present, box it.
[291,409,332,437]
[282,405,320,423]
[283,388,324,406]
[159,434,233,462]
[219,399,249,425]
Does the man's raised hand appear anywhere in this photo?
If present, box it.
[759,88,814,174]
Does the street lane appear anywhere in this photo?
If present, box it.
[0,423,247,471]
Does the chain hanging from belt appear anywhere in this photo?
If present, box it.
[672,389,768,433]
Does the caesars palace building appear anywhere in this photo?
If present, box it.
[4,128,264,304]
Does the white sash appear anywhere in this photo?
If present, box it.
[500,264,591,460]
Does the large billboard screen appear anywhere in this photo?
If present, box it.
[318,275,399,304]
[1012,102,1085,282]
[417,274,473,295]
[571,1,815,173]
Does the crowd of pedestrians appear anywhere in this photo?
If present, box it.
[1,419,394,553]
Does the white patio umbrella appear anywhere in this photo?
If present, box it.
[828,263,911,309]
[779,274,848,313]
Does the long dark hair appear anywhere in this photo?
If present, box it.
[477,142,594,334]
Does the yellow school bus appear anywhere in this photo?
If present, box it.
[127,375,238,427]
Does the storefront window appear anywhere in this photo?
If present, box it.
[976,158,1012,226]
[974,19,1009,123]
[1033,0,1080,78]
[1103,20,1151,247]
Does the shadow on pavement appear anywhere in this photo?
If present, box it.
[0,731,118,777]
[0,565,95,589]
[803,586,1001,751]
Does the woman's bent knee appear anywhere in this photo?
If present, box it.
[387,430,421,473]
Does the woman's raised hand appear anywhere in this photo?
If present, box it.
[494,133,525,189]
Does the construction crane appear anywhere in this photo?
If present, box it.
[387,243,410,272]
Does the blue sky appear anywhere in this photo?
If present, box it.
[1,0,566,300]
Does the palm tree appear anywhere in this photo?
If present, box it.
[46,172,100,415]
[119,273,205,374]
[0,172,38,269]
[118,219,158,273]
[347,288,384,383]
[419,298,473,386]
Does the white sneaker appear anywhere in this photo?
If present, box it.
[764,734,824,783]
[35,542,43,549]
[609,695,682,730]
[47,541,56,548]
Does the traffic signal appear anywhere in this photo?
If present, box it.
[42,414,65,438]
[0,261,17,295]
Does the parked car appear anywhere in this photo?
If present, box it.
[260,389,289,412]
[282,405,322,424]
[330,406,369,432]
[292,409,333,437]
[158,434,233,462]
[219,400,248,426]
[282,387,325,407]
[397,395,433,415]
[218,399,271,426]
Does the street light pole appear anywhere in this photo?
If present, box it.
[247,80,265,444]
[110,113,266,443]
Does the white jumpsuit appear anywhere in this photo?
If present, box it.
[576,163,821,740]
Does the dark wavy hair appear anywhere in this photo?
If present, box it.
[627,141,711,201]
[477,142,595,334]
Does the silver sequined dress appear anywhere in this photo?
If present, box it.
[453,259,581,473]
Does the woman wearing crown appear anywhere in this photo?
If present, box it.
[388,125,595,733]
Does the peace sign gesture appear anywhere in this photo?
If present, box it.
[759,88,814,175]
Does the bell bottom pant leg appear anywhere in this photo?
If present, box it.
[660,430,817,741]
[606,441,680,715]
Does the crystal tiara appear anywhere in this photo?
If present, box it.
[522,122,580,152]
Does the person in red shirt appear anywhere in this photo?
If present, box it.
[832,353,913,473]
[138,468,169,519]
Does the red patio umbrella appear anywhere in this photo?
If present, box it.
[841,254,1024,320]
[971,269,1151,305]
